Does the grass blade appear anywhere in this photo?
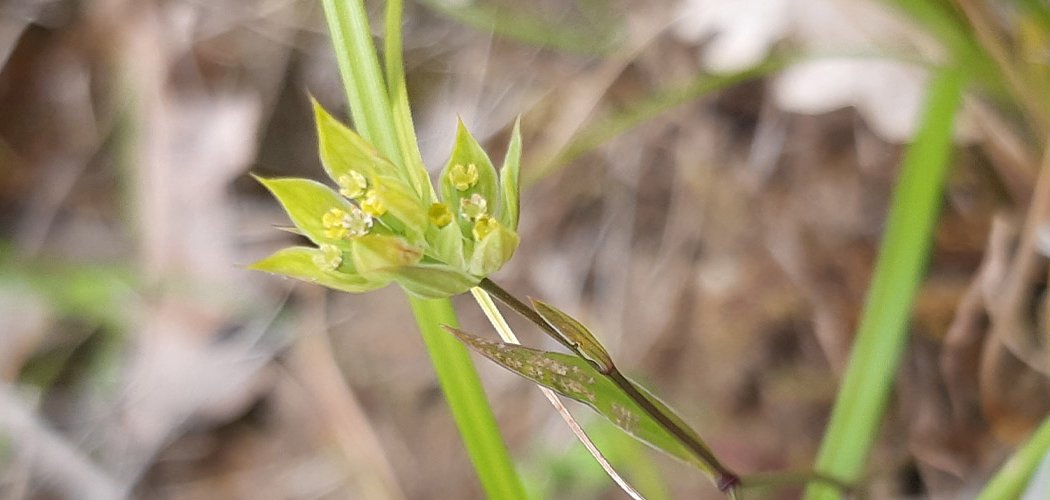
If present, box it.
[803,68,965,499]
[977,414,1050,500]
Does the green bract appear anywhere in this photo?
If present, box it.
[252,101,522,299]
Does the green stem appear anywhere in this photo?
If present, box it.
[804,68,965,499]
[409,298,527,499]
[320,1,525,497]
[976,414,1050,500]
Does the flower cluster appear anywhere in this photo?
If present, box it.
[252,99,521,298]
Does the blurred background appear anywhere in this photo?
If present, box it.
[2,0,1049,498]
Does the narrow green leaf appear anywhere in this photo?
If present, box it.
[440,120,500,236]
[255,176,356,248]
[448,327,718,480]
[805,68,965,499]
[498,118,522,231]
[250,246,388,293]
[531,299,614,373]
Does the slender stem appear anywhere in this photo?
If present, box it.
[804,69,965,499]
[976,413,1050,500]
[479,278,740,492]
[471,287,645,500]
[478,278,570,345]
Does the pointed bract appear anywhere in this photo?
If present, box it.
[440,119,500,237]
[498,118,522,231]
[255,176,359,247]
[250,246,388,293]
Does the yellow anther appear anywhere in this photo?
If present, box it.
[460,193,488,221]
[313,244,343,270]
[450,163,479,191]
[360,190,387,217]
[337,170,368,199]
[472,215,498,240]
[322,208,350,239]
[428,203,453,228]
[321,206,373,240]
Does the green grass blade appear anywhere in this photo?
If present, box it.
[977,414,1050,500]
[804,68,965,499]
[320,1,526,497]
[411,299,528,499]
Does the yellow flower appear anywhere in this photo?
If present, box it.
[313,244,344,270]
[360,190,387,217]
[337,170,368,199]
[450,163,479,191]
[472,215,498,240]
[321,206,373,239]
[429,203,454,228]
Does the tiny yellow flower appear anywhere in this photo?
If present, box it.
[322,206,373,239]
[313,243,343,270]
[337,170,368,199]
[472,215,498,240]
[450,163,479,191]
[429,203,454,228]
[360,190,387,217]
[460,193,488,221]
[322,208,350,239]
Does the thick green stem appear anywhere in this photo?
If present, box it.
[320,1,525,497]
[804,69,965,499]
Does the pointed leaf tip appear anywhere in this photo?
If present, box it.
[531,299,614,373]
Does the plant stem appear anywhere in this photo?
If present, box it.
[479,278,740,493]
[804,68,965,499]
[321,1,525,497]
[976,413,1050,500]
[409,298,527,499]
